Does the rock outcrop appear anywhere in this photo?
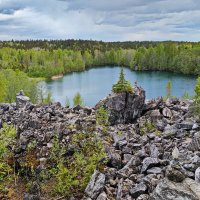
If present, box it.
[16,90,30,109]
[1,90,200,200]
[96,86,145,125]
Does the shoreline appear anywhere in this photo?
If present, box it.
[51,74,64,80]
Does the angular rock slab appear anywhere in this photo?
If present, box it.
[96,86,145,125]
[16,90,30,110]
[85,170,105,199]
[130,182,147,198]
[150,178,200,200]
[195,167,200,183]
[141,157,159,173]
[188,132,200,151]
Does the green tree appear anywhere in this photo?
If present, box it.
[166,80,172,98]
[112,67,133,93]
[0,69,38,103]
[73,92,84,106]
[190,77,200,121]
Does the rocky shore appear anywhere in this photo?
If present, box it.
[0,87,200,200]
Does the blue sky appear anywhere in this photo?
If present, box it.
[0,0,199,41]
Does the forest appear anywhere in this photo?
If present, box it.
[0,40,199,103]
[0,40,199,79]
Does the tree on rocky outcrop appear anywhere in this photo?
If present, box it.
[112,67,133,93]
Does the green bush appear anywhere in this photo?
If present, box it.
[112,67,133,93]
[49,133,106,198]
[0,124,16,191]
[96,106,109,126]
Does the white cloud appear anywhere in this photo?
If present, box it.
[0,0,199,41]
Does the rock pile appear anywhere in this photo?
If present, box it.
[0,90,200,200]
[83,97,200,200]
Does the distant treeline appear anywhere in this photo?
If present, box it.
[0,40,199,78]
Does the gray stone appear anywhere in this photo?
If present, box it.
[195,167,200,183]
[16,90,30,110]
[147,167,162,174]
[162,126,178,139]
[150,178,200,200]
[136,194,150,200]
[107,151,122,169]
[166,165,185,182]
[85,170,105,199]
[23,193,40,200]
[176,121,194,130]
[147,109,161,119]
[130,182,147,198]
[150,144,159,158]
[162,107,172,118]
[141,157,159,173]
[96,86,145,125]
[96,192,107,200]
[188,132,200,151]
[118,157,138,178]
[113,132,126,146]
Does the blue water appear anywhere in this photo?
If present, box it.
[43,66,197,107]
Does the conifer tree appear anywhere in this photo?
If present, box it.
[112,67,133,93]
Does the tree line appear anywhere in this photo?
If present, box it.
[0,41,200,78]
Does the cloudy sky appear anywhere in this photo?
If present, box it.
[0,0,199,41]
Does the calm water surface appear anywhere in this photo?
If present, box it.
[43,66,197,107]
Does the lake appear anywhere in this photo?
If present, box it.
[42,66,197,107]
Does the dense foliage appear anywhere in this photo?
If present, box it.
[0,124,16,192]
[112,67,133,93]
[49,133,106,198]
[0,69,38,103]
[0,40,199,78]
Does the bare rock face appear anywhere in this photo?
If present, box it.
[96,86,145,125]
[150,178,200,200]
[84,170,105,199]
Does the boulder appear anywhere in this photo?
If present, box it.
[176,121,194,130]
[150,178,200,200]
[85,170,105,199]
[162,107,172,118]
[188,132,200,151]
[96,192,107,200]
[195,167,200,183]
[118,157,138,178]
[147,167,162,175]
[16,90,30,110]
[130,182,147,198]
[166,165,185,182]
[141,157,159,173]
[96,86,145,125]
